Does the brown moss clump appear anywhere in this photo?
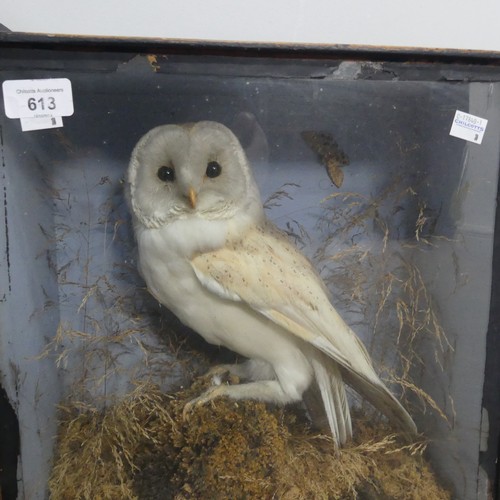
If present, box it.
[49,380,451,500]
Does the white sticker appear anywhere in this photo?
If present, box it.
[20,116,63,132]
[450,110,488,145]
[2,78,74,119]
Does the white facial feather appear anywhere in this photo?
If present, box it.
[127,120,417,446]
[128,121,262,230]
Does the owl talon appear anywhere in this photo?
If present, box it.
[182,385,225,421]
[182,401,194,421]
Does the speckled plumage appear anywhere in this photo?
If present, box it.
[127,121,416,446]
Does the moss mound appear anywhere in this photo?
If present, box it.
[50,380,450,499]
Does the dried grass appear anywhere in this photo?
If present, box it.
[314,178,453,427]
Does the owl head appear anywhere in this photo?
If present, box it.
[127,121,263,228]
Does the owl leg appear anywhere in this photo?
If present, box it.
[183,378,308,420]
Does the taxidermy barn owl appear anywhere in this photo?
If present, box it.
[127,121,417,446]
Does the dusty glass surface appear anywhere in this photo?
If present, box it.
[1,42,499,499]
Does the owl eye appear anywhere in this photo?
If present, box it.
[206,161,222,178]
[157,165,175,182]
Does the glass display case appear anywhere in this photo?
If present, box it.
[1,33,499,499]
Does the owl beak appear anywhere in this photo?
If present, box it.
[187,187,197,209]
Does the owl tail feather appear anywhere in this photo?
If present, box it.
[343,369,418,438]
[312,337,417,440]
[311,355,353,446]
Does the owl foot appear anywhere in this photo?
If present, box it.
[204,364,241,386]
[182,379,301,422]
[182,385,228,421]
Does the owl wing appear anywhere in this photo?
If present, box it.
[191,220,374,376]
[191,220,417,435]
